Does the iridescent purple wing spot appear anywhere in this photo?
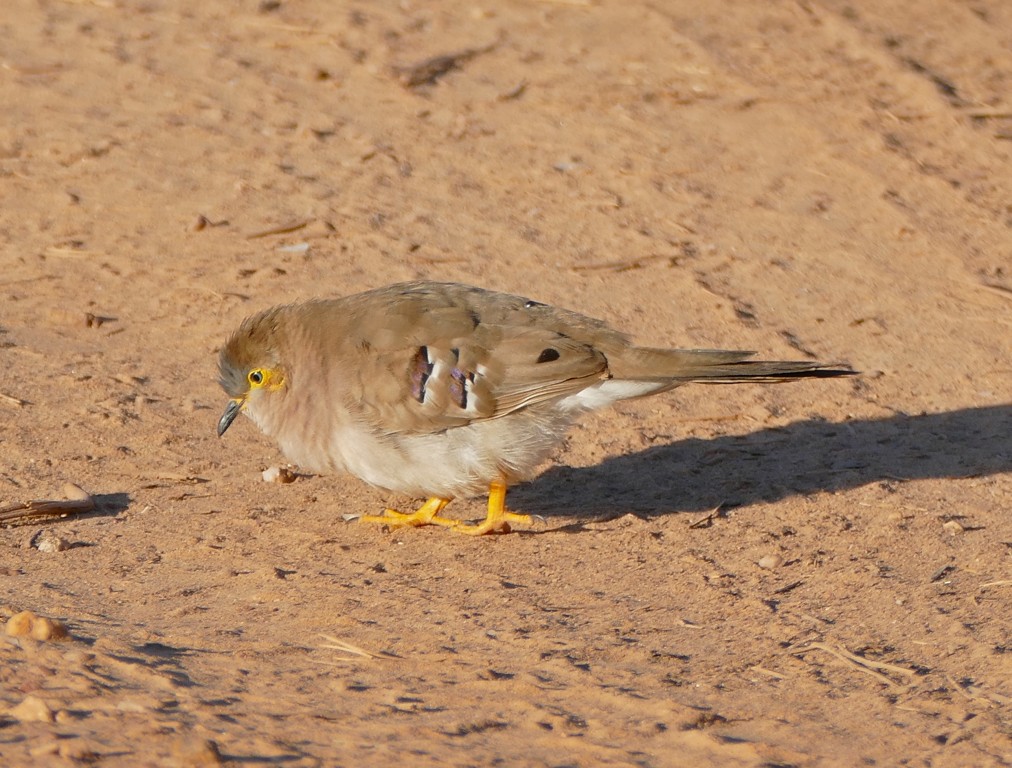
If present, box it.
[447,367,475,409]
[410,346,433,403]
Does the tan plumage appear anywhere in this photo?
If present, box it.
[217,281,854,534]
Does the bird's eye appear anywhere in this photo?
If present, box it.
[248,370,265,386]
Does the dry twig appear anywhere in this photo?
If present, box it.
[790,642,916,688]
[246,220,310,240]
[393,40,499,89]
[0,496,95,528]
[688,504,725,529]
[0,392,27,408]
[318,634,395,661]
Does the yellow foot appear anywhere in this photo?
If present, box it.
[359,497,457,530]
[452,480,532,536]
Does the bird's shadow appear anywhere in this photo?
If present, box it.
[509,404,1011,518]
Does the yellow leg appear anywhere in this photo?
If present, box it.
[359,497,458,530]
[452,480,532,535]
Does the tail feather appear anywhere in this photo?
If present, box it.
[609,347,856,384]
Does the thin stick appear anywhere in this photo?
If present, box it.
[688,504,725,529]
[241,19,331,35]
[790,642,915,688]
[961,109,1012,119]
[979,580,1012,589]
[975,281,1012,302]
[45,246,100,258]
[750,665,787,680]
[318,634,394,660]
[572,253,675,272]
[246,220,310,239]
[0,392,27,408]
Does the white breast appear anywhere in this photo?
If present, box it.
[309,410,576,499]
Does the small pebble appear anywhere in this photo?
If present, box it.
[29,741,60,758]
[63,648,94,665]
[757,554,784,570]
[31,616,69,641]
[116,699,150,713]
[941,520,965,536]
[262,466,297,484]
[58,740,98,761]
[172,737,223,766]
[10,695,54,723]
[6,610,35,637]
[62,482,92,501]
[33,530,70,553]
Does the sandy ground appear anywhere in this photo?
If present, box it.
[1,0,1010,765]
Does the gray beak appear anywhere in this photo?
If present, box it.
[217,398,243,437]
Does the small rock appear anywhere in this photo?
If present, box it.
[31,616,69,641]
[58,740,98,761]
[10,695,54,723]
[28,741,60,758]
[262,466,297,484]
[941,520,965,536]
[63,649,94,665]
[33,530,70,553]
[172,737,223,766]
[6,610,35,637]
[61,482,92,501]
[757,554,784,570]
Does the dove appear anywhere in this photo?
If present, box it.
[218,281,853,534]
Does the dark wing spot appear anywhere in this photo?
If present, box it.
[410,346,433,402]
[536,348,561,364]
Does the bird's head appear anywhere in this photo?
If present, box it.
[217,309,288,437]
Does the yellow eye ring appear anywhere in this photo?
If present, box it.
[248,369,265,386]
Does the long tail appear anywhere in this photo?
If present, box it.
[609,347,856,384]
